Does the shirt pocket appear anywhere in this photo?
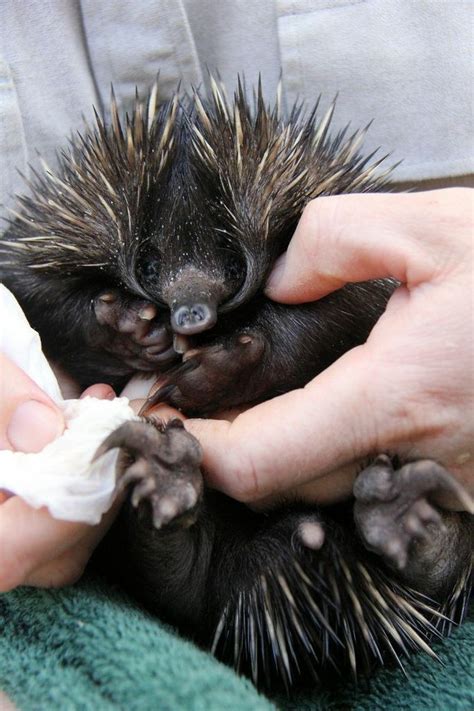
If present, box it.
[0,59,28,223]
[277,0,473,181]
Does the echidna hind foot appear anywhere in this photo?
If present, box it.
[354,456,474,596]
[96,418,203,529]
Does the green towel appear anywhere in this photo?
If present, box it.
[0,577,472,711]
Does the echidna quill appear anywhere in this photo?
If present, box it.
[0,78,472,692]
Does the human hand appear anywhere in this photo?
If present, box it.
[186,189,474,510]
[0,353,117,590]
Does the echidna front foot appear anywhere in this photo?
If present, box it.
[94,290,177,371]
[163,330,266,413]
[98,419,203,529]
[353,456,473,593]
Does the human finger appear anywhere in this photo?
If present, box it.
[265,190,471,303]
[0,353,64,452]
[185,345,376,502]
[80,383,116,400]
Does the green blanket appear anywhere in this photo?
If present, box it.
[0,578,472,711]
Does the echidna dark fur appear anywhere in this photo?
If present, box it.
[0,78,472,693]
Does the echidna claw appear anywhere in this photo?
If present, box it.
[403,513,430,539]
[143,383,182,415]
[118,468,145,494]
[151,496,180,528]
[131,477,156,507]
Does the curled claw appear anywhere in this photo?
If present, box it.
[403,513,430,539]
[93,421,164,462]
[116,463,152,495]
[138,304,157,321]
[415,500,442,525]
[182,347,202,363]
[141,383,182,415]
[140,358,199,413]
[151,496,181,528]
[150,481,201,529]
[131,476,157,507]
[386,540,408,570]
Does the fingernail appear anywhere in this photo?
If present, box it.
[265,253,287,293]
[8,401,64,453]
[99,384,116,400]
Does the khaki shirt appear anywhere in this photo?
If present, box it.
[1,0,472,220]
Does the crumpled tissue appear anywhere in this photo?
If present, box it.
[0,284,141,524]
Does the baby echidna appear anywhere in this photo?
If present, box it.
[0,78,472,692]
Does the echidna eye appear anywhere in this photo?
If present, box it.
[224,254,245,287]
[137,252,161,282]
[142,260,160,280]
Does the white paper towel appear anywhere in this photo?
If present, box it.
[0,284,140,523]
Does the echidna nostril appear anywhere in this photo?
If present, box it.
[192,306,205,320]
[171,302,217,335]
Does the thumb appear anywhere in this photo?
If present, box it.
[264,192,453,303]
[185,345,380,503]
[0,353,64,453]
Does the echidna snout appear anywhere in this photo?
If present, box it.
[163,266,232,337]
[171,300,217,335]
